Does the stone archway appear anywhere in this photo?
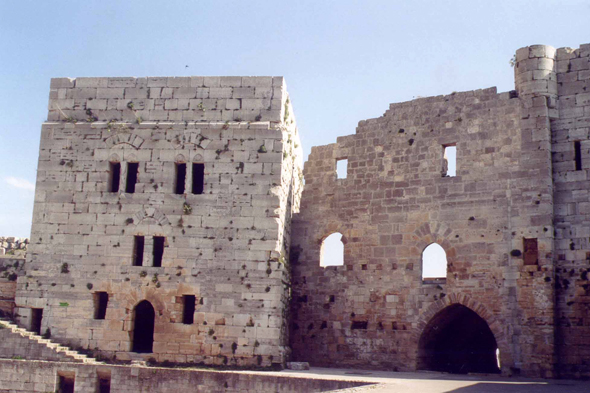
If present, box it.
[417,303,500,374]
[132,300,155,353]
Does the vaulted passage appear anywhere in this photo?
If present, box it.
[417,304,500,374]
[132,300,155,353]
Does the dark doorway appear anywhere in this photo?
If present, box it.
[94,292,109,320]
[132,300,155,353]
[417,304,500,374]
[57,373,75,393]
[31,308,43,335]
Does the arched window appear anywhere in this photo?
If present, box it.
[422,243,447,282]
[320,233,344,267]
[132,300,155,353]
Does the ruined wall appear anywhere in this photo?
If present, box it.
[291,52,556,376]
[550,43,590,378]
[0,237,28,257]
[16,76,303,367]
[0,257,25,317]
[0,359,367,393]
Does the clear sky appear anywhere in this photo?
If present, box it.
[0,0,588,237]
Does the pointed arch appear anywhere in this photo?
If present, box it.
[413,293,509,373]
[134,207,170,226]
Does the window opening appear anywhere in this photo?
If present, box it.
[56,371,75,393]
[97,370,111,393]
[109,162,120,192]
[153,236,165,267]
[175,163,186,194]
[133,236,144,266]
[442,145,456,177]
[575,141,582,171]
[132,300,155,353]
[351,321,368,330]
[182,295,196,324]
[523,238,538,266]
[422,243,447,282]
[192,163,204,194]
[94,292,109,320]
[336,158,348,179]
[31,308,43,335]
[126,162,138,193]
[320,233,344,267]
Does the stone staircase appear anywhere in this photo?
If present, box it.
[0,319,101,364]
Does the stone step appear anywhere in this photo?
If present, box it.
[0,318,101,365]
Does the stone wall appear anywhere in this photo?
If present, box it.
[15,76,303,367]
[0,359,367,392]
[290,45,560,377]
[550,43,590,378]
[0,237,28,257]
[0,257,25,317]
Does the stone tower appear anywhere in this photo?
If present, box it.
[16,76,303,366]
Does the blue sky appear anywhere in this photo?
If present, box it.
[0,0,588,237]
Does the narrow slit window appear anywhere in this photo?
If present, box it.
[192,163,204,194]
[442,145,456,177]
[175,163,186,194]
[126,162,139,193]
[109,162,120,192]
[94,292,109,320]
[523,238,538,266]
[575,141,582,171]
[182,295,196,324]
[133,236,144,266]
[336,158,348,179]
[153,236,165,267]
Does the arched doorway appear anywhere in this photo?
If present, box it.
[132,300,155,353]
[417,304,500,374]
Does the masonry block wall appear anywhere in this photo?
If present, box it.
[549,43,590,378]
[0,257,24,316]
[290,45,562,377]
[15,76,303,366]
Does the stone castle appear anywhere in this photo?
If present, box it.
[1,42,590,390]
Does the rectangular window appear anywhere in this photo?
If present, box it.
[94,292,109,320]
[351,321,368,330]
[31,308,43,335]
[442,144,457,177]
[153,236,165,267]
[192,163,204,194]
[109,162,120,192]
[126,162,138,193]
[575,141,582,171]
[336,158,348,179]
[523,238,539,266]
[175,163,186,194]
[182,295,196,324]
[133,236,144,266]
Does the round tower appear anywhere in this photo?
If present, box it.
[514,44,557,101]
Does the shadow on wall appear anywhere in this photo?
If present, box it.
[446,382,583,393]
